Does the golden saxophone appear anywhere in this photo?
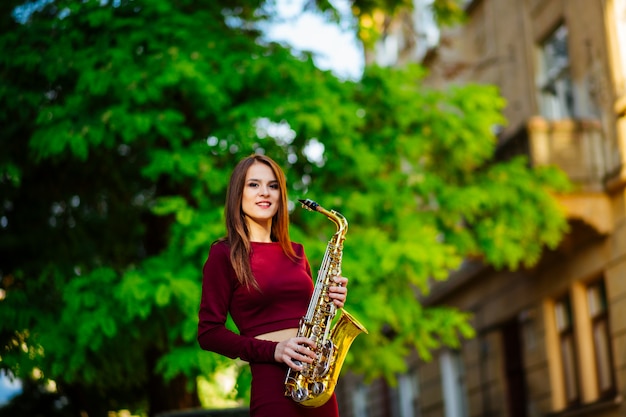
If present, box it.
[284,199,368,407]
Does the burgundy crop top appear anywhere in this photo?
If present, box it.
[197,240,314,363]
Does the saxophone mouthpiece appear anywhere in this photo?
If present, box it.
[298,199,320,212]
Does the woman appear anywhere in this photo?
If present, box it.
[198,154,348,416]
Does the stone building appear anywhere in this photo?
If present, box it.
[335,1,626,416]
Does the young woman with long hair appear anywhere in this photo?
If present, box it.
[198,154,348,416]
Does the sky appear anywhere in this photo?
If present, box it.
[0,371,21,406]
[263,0,364,80]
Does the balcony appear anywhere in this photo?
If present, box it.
[527,117,622,190]
[527,116,623,235]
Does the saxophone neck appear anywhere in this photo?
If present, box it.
[298,199,348,237]
[326,209,348,238]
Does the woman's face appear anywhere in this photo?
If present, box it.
[241,161,280,228]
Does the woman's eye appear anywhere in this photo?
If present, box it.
[270,183,279,190]
[247,182,258,188]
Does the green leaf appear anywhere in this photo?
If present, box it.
[155,284,172,307]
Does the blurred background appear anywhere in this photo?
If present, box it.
[1,0,625,416]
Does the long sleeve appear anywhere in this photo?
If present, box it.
[197,242,278,363]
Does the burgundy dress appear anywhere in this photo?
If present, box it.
[198,241,339,417]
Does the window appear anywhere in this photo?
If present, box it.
[397,370,421,417]
[546,278,616,411]
[440,350,468,417]
[537,24,575,119]
[616,0,626,92]
[587,280,615,397]
[555,295,580,406]
[352,383,369,417]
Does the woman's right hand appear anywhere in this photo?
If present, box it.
[275,336,317,370]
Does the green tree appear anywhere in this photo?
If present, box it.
[0,0,569,416]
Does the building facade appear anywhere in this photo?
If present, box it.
[336,0,626,416]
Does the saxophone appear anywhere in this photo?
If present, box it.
[284,199,368,407]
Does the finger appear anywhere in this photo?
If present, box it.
[329,292,346,306]
[295,337,317,350]
[333,276,348,286]
[288,356,304,370]
[329,292,346,301]
[329,288,347,299]
[295,345,317,360]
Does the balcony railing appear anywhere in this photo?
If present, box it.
[527,117,622,189]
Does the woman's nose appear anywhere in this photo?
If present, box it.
[259,185,270,196]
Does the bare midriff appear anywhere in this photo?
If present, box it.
[255,327,298,342]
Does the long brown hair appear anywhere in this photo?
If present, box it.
[223,154,297,288]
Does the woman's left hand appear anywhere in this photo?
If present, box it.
[328,276,348,308]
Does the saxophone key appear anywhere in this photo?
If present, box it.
[310,381,325,396]
[291,386,309,403]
